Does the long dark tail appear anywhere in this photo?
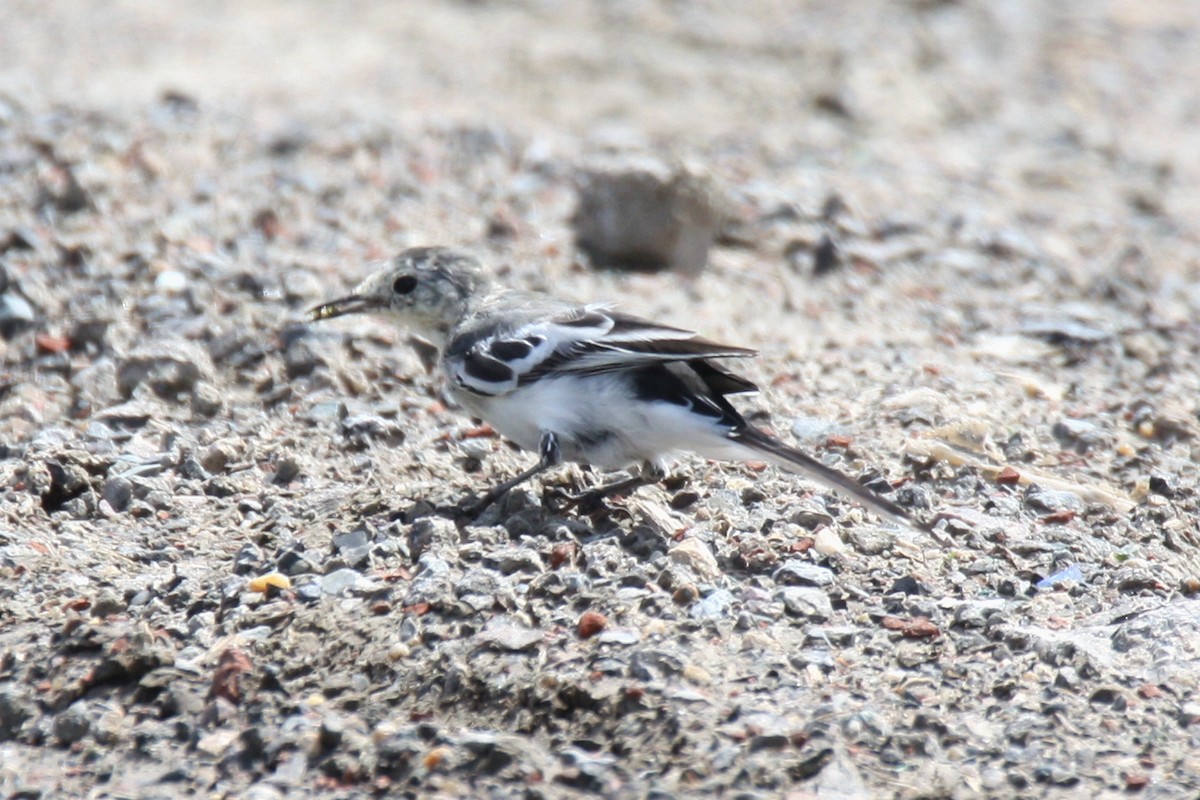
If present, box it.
[730,427,917,529]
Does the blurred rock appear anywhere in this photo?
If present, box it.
[191,381,226,417]
[690,588,735,620]
[668,537,721,581]
[0,266,37,339]
[1024,487,1085,514]
[118,340,215,399]
[52,702,92,744]
[572,155,726,275]
[778,586,833,620]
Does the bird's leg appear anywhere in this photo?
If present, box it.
[460,431,561,516]
[552,461,666,513]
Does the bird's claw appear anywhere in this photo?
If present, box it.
[542,487,600,514]
[449,493,498,520]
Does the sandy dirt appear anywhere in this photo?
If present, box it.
[2,1,1200,798]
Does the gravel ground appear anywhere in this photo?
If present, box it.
[3,2,1200,798]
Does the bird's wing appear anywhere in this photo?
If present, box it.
[447,304,757,397]
[526,307,758,377]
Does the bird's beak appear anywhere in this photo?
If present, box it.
[309,294,377,321]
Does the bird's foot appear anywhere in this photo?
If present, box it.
[545,465,665,514]
[544,486,609,514]
[453,431,564,520]
[449,494,493,520]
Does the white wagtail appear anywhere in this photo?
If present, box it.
[311,246,916,526]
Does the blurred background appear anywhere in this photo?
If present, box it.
[3,0,1195,279]
[1,0,1194,175]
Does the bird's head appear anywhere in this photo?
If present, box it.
[310,247,488,346]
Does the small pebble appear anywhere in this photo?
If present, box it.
[668,537,721,581]
[248,573,292,593]
[672,584,699,605]
[682,664,713,685]
[424,745,452,769]
[578,611,608,639]
[320,569,362,596]
[812,527,847,556]
[690,589,735,620]
[154,269,188,294]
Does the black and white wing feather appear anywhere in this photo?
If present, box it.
[520,307,757,382]
[445,299,757,398]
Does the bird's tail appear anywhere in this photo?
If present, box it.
[729,427,917,529]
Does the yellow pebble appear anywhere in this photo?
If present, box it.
[248,572,291,592]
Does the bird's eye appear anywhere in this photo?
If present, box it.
[392,275,418,295]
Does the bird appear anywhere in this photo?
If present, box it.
[310,246,917,526]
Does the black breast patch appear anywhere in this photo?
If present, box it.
[489,339,532,361]
[462,351,515,386]
[489,335,543,362]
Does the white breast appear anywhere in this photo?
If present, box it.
[449,372,745,470]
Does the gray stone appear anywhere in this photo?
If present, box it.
[952,599,1006,627]
[271,456,301,485]
[630,649,683,681]
[278,550,319,577]
[476,617,543,652]
[71,359,121,407]
[90,589,125,618]
[101,476,133,512]
[243,784,286,800]
[117,340,214,399]
[320,568,362,596]
[0,291,36,337]
[690,588,735,620]
[455,568,509,600]
[483,545,543,574]
[1024,487,1085,514]
[340,414,405,449]
[778,586,833,620]
[295,582,322,603]
[847,527,894,555]
[190,381,225,417]
[303,400,348,424]
[234,543,262,574]
[0,688,35,741]
[404,555,453,606]
[1052,418,1107,450]
[283,337,324,379]
[1019,317,1112,343]
[596,628,641,645]
[53,702,92,744]
[408,517,458,560]
[332,528,371,568]
[773,560,835,587]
